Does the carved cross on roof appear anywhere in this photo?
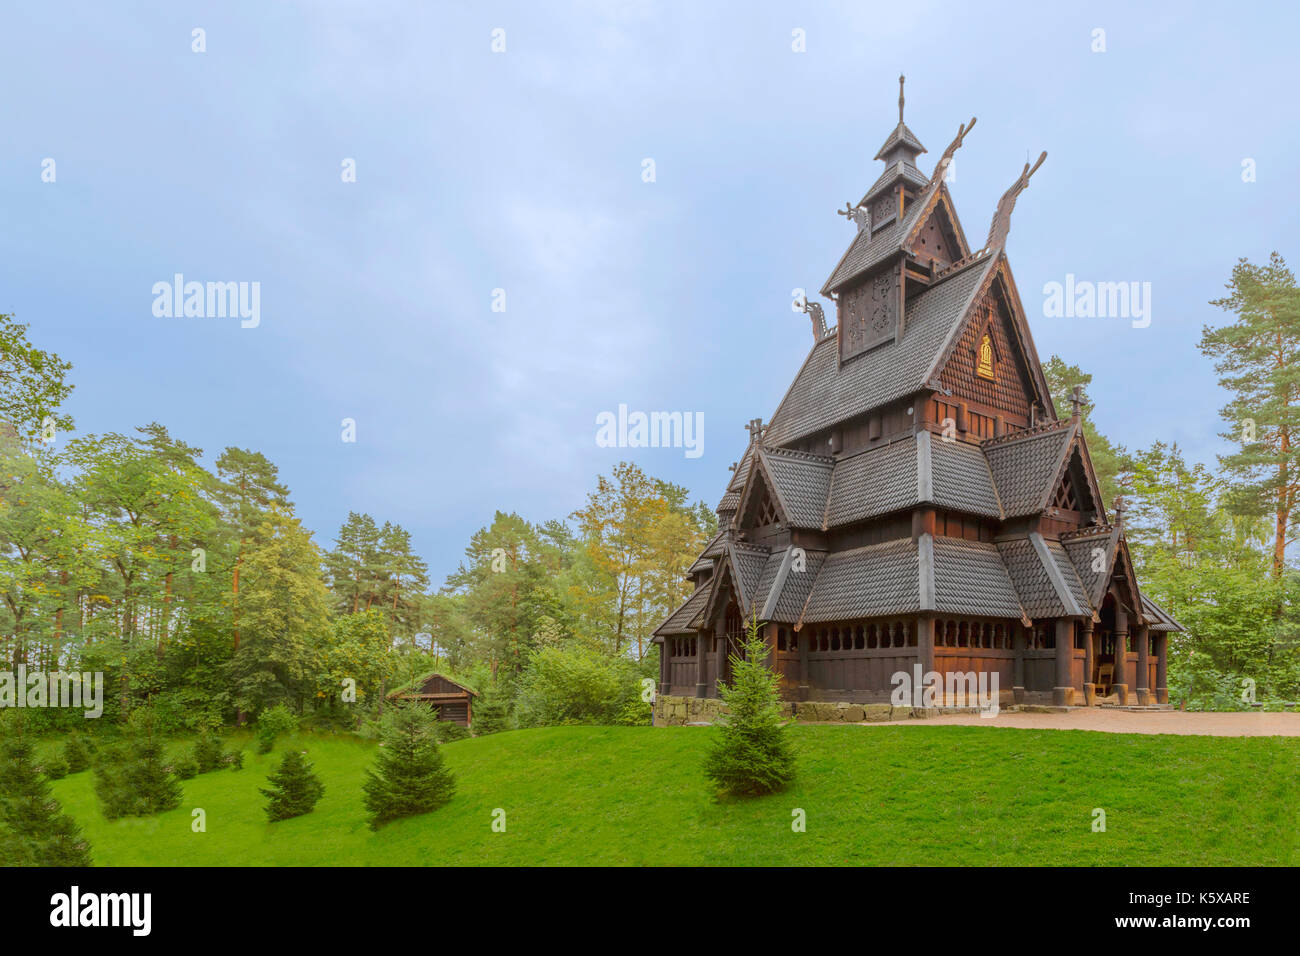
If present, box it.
[746,418,765,444]
[1113,495,1127,531]
[1070,385,1084,421]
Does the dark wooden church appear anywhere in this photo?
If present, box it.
[653,79,1180,709]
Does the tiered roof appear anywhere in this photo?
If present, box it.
[655,88,1182,642]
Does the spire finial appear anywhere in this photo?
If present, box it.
[898,74,906,122]
[1070,384,1084,422]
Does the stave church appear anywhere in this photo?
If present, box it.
[652,78,1180,709]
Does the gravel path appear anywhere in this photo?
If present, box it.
[882,709,1300,736]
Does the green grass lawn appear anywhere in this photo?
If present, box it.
[44,725,1299,866]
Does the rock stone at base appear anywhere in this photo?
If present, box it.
[843,704,865,722]
[861,703,895,722]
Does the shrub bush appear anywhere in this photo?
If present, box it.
[434,720,470,743]
[514,646,645,727]
[255,704,299,754]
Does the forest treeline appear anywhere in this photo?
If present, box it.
[0,253,1297,730]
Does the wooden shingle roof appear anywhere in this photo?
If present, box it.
[983,420,1077,517]
[769,254,996,447]
[798,539,921,624]
[1141,594,1183,632]
[757,447,835,529]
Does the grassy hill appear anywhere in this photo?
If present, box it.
[47,725,1299,866]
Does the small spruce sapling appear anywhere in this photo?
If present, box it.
[703,613,796,796]
[63,734,93,774]
[362,703,456,829]
[260,750,325,821]
[0,716,93,865]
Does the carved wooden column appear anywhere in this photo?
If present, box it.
[695,629,708,699]
[796,625,810,701]
[658,639,670,697]
[1136,624,1151,705]
[1082,620,1096,706]
[917,615,935,700]
[1155,633,1169,704]
[1113,605,1129,705]
[1053,619,1073,707]
[714,618,727,694]
[1012,625,1026,704]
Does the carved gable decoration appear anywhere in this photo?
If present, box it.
[839,268,898,363]
[937,279,1032,417]
[906,200,963,271]
[976,332,995,380]
[740,468,783,530]
[1054,445,1097,517]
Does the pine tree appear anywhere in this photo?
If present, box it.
[62,734,92,774]
[1204,253,1300,578]
[471,686,510,735]
[93,713,182,819]
[260,750,324,821]
[192,732,222,773]
[0,722,92,866]
[703,616,796,796]
[362,704,455,829]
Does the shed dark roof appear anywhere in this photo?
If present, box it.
[997,534,1090,619]
[931,537,1026,619]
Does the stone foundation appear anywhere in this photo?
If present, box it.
[652,694,1003,727]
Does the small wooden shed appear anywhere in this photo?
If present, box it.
[390,673,478,727]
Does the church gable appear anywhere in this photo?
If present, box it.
[737,464,785,531]
[1049,442,1101,522]
[905,196,965,272]
[935,269,1037,420]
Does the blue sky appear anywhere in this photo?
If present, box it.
[2,1,1297,584]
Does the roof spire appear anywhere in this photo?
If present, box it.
[898,74,906,123]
